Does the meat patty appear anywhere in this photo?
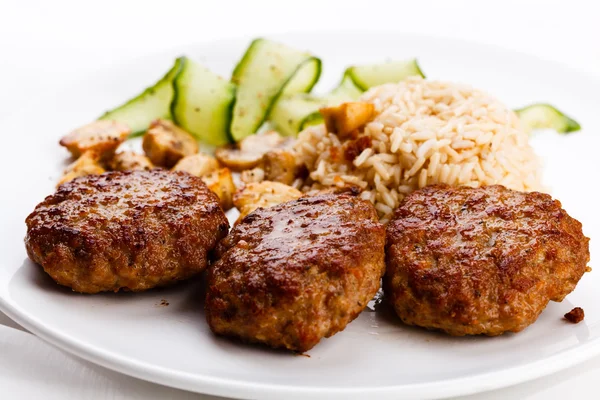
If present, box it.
[384,185,589,336]
[25,169,229,293]
[206,192,385,352]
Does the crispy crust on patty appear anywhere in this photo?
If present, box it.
[25,169,229,293]
[206,193,386,352]
[384,184,590,336]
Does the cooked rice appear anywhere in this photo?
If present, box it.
[295,77,542,222]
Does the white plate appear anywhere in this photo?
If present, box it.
[1,32,599,400]
[0,325,215,400]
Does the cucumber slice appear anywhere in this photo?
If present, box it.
[98,58,183,136]
[270,74,361,136]
[270,94,332,137]
[171,57,236,146]
[346,59,425,91]
[229,38,321,141]
[330,72,363,99]
[515,103,581,134]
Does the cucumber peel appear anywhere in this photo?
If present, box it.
[229,38,321,141]
[171,57,236,146]
[515,103,581,134]
[270,60,425,136]
[98,58,183,136]
[346,59,425,91]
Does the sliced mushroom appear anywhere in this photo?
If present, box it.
[172,153,219,177]
[262,149,299,185]
[142,119,198,168]
[202,168,236,211]
[320,102,375,138]
[240,167,266,184]
[233,181,302,224]
[215,130,294,171]
[60,120,130,160]
[57,151,105,187]
[109,151,154,171]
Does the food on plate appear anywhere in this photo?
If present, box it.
[233,181,302,223]
[296,77,542,222]
[229,39,321,141]
[36,36,590,348]
[343,59,425,91]
[515,103,580,134]
[109,151,154,171]
[270,59,424,136]
[92,38,579,150]
[320,102,375,138]
[206,192,385,351]
[58,151,105,186]
[201,168,236,211]
[25,170,229,293]
[564,307,585,324]
[172,153,219,177]
[215,130,293,171]
[384,184,590,336]
[99,58,184,135]
[170,57,236,146]
[261,149,302,185]
[59,120,130,160]
[142,119,199,168]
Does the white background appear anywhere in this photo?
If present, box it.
[1,0,599,398]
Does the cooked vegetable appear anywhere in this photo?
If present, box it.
[98,58,183,135]
[215,131,292,171]
[109,151,154,171]
[269,92,357,137]
[58,151,105,187]
[240,167,266,184]
[320,102,376,138]
[142,119,198,168]
[202,168,236,210]
[270,61,422,136]
[346,59,425,90]
[229,39,321,141]
[233,181,302,223]
[263,149,300,185]
[515,104,581,134]
[60,120,130,160]
[171,57,236,146]
[172,153,219,177]
[330,72,364,99]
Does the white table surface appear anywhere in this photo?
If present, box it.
[1,0,599,398]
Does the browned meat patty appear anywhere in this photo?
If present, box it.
[25,169,229,293]
[206,192,385,352]
[384,184,590,336]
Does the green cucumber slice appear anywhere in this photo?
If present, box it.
[229,38,321,141]
[346,59,425,91]
[270,74,361,136]
[171,57,236,146]
[270,94,332,137]
[98,58,183,136]
[515,103,581,134]
[330,72,363,99]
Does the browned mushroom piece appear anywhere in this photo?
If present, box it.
[202,168,236,211]
[215,131,293,171]
[142,119,198,168]
[109,151,154,171]
[58,151,106,187]
[262,149,299,185]
[233,181,302,224]
[172,153,219,177]
[320,102,375,138]
[60,120,130,160]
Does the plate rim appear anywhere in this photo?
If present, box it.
[2,30,599,400]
